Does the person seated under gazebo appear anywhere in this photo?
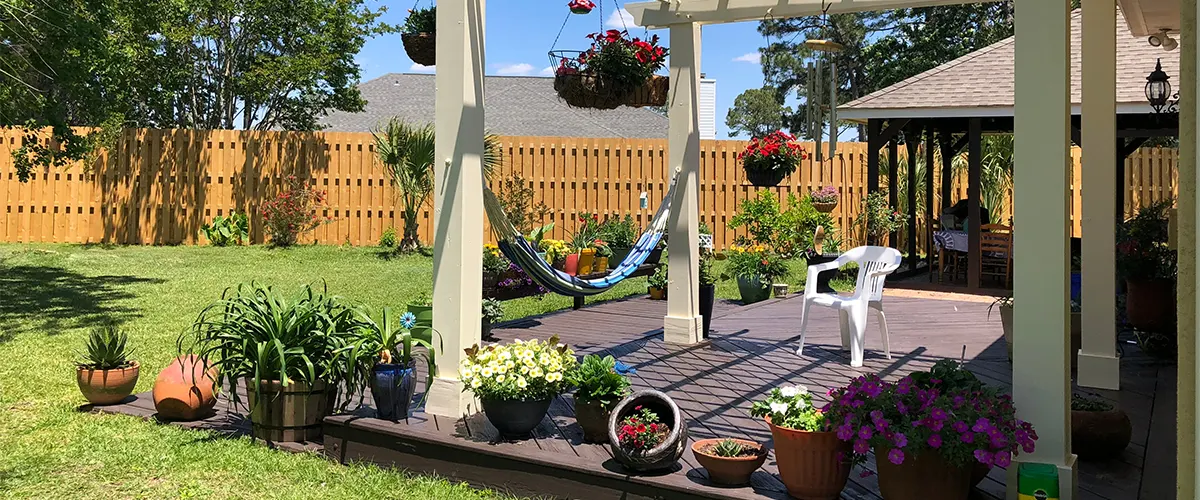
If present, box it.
[941,199,991,231]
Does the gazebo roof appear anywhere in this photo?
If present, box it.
[838,9,1180,121]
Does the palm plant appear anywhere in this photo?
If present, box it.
[952,134,1013,224]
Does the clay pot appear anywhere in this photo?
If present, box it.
[875,447,972,500]
[565,254,580,275]
[574,396,612,443]
[595,256,610,272]
[648,286,667,300]
[77,361,140,406]
[692,438,768,486]
[766,418,851,500]
[1071,408,1132,460]
[152,355,218,420]
[1125,278,1175,332]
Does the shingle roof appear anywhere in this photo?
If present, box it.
[322,73,669,138]
[839,9,1179,119]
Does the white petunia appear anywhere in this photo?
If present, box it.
[520,365,530,375]
[496,374,506,384]
[496,364,508,374]
[770,402,789,415]
[546,372,562,382]
[470,378,482,388]
[793,398,809,409]
[516,377,528,389]
[481,367,494,377]
[530,367,544,378]
[780,386,798,398]
[796,385,810,396]
[499,350,512,361]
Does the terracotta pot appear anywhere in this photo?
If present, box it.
[77,361,140,406]
[875,447,972,500]
[970,462,992,488]
[245,379,334,442]
[1071,408,1132,460]
[1125,278,1175,332]
[574,396,612,443]
[692,438,768,486]
[401,33,435,66]
[608,390,688,472]
[152,355,217,420]
[648,286,667,300]
[578,249,596,274]
[767,418,851,500]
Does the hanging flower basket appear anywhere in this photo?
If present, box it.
[810,186,839,213]
[740,131,806,188]
[402,33,436,66]
[550,57,624,110]
[624,75,669,108]
[568,0,595,14]
[549,31,668,110]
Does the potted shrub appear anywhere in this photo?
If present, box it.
[854,191,906,245]
[182,282,361,442]
[810,186,839,213]
[1071,394,1132,461]
[76,325,139,406]
[725,244,788,304]
[540,238,571,270]
[692,438,769,486]
[342,308,438,421]
[460,335,577,438]
[1117,199,1176,332]
[568,354,631,443]
[699,252,717,337]
[648,264,668,300]
[401,7,436,66]
[750,384,848,499]
[825,374,1039,500]
[570,213,603,274]
[407,292,434,340]
[481,298,504,340]
[600,214,638,264]
[551,30,668,109]
[739,131,806,187]
[908,360,992,487]
[609,390,688,472]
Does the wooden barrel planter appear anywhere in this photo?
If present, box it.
[623,75,669,107]
[608,390,688,472]
[402,33,436,66]
[246,379,334,442]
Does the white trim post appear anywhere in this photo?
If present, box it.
[1010,0,1077,498]
[1178,1,1198,497]
[663,22,703,345]
[1078,0,1120,390]
[426,0,486,418]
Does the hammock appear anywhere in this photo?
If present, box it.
[482,175,679,297]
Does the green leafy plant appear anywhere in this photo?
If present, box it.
[712,439,747,458]
[1117,199,1176,281]
[200,213,249,247]
[987,295,1013,319]
[568,355,631,408]
[403,7,436,34]
[481,298,505,324]
[593,240,613,258]
[854,191,906,240]
[336,307,439,403]
[600,214,638,249]
[728,190,831,256]
[460,335,578,401]
[725,244,789,284]
[379,227,398,249]
[699,253,717,286]
[539,239,571,264]
[648,264,669,289]
[750,384,826,432]
[496,173,552,235]
[569,212,603,251]
[78,324,135,370]
[1071,393,1114,412]
[569,30,668,97]
[908,359,982,393]
[410,292,433,307]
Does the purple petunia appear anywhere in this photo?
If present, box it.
[952,420,969,433]
[930,407,948,421]
[927,433,943,448]
[960,432,975,444]
[974,449,993,465]
[993,451,1012,468]
[858,426,873,440]
[887,448,905,465]
[892,433,908,448]
[870,410,884,422]
[853,439,870,454]
[836,424,854,440]
[972,418,993,433]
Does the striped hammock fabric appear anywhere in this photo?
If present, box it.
[482,176,679,297]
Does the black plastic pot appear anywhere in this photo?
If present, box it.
[371,362,417,421]
[645,247,664,265]
[745,169,788,187]
[699,284,715,339]
[482,398,552,438]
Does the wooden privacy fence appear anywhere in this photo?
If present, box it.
[0,128,1180,250]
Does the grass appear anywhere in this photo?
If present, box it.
[0,243,846,499]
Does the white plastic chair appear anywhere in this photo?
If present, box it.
[795,246,903,367]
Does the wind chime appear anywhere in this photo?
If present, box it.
[802,3,843,162]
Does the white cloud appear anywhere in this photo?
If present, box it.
[409,63,435,73]
[538,66,555,77]
[733,52,762,64]
[496,63,535,76]
[605,8,636,29]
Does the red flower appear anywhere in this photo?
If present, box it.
[637,424,647,433]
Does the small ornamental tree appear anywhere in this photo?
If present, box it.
[261,176,331,247]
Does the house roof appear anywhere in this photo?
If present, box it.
[322,73,669,138]
[838,9,1180,121]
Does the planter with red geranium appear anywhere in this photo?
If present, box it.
[740,131,806,187]
[749,384,850,499]
[401,7,436,67]
[825,373,1039,500]
[550,30,669,110]
[567,0,594,14]
[1117,200,1177,333]
[609,390,688,472]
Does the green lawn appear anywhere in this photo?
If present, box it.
[0,243,832,499]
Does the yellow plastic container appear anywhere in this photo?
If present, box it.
[577,249,595,275]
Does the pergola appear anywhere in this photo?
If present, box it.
[423,1,1199,499]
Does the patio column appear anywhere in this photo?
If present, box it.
[1077,0,1120,390]
[427,0,486,418]
[663,22,703,345]
[1010,0,1077,498]
[1178,2,1198,497]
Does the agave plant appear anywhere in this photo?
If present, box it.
[78,324,135,370]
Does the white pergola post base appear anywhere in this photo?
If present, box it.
[427,0,486,418]
[663,22,704,345]
[1078,0,1120,391]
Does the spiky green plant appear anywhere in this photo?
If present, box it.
[712,439,746,458]
[78,324,135,370]
[334,307,439,406]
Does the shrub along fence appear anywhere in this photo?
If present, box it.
[0,128,1178,251]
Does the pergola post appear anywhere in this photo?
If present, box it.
[1177,1,1197,496]
[663,22,703,345]
[426,0,486,418]
[1078,0,1120,390]
[1010,0,1076,498]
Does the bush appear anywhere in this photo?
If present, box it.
[854,191,906,240]
[728,190,832,256]
[600,214,638,249]
[495,173,551,235]
[261,176,331,247]
[200,212,249,247]
[379,227,398,249]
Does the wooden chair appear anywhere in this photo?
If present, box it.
[979,223,1013,288]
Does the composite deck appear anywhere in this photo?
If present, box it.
[92,293,1173,500]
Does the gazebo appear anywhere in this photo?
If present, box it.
[423,1,1199,499]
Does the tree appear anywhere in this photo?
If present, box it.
[725,87,790,138]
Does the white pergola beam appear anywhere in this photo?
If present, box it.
[627,0,1000,28]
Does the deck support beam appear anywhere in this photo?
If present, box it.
[427,0,486,418]
[1177,2,1198,497]
[1078,0,1120,390]
[663,22,703,345]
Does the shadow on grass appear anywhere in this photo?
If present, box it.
[0,264,163,341]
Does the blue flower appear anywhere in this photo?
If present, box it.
[400,312,417,329]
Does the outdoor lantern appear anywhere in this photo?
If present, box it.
[1146,58,1172,114]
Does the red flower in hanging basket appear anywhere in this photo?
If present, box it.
[568,0,595,14]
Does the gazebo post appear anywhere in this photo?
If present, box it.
[1177,1,1198,496]
[905,123,919,271]
[426,0,486,418]
[967,118,981,290]
[663,22,703,345]
[1009,0,1076,498]
[887,137,899,245]
[1078,0,1120,390]
[925,125,936,280]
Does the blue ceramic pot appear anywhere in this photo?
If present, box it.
[371,362,416,421]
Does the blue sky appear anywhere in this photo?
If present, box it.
[355,0,770,139]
